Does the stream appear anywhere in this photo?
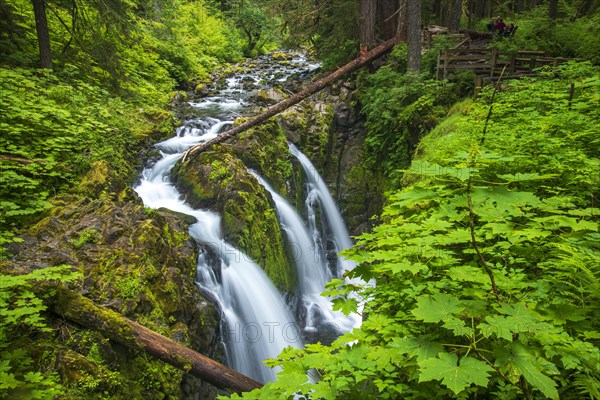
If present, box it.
[134,53,359,384]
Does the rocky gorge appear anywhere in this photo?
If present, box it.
[1,51,384,399]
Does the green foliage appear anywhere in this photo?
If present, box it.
[0,68,151,255]
[263,0,358,68]
[488,5,600,64]
[1,0,242,96]
[228,62,600,399]
[360,66,460,184]
[0,265,80,399]
[70,228,100,249]
[227,0,277,56]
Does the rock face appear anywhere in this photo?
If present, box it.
[173,120,297,294]
[278,81,385,235]
[255,88,287,105]
[1,174,222,399]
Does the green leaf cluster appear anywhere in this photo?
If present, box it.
[229,61,600,399]
[1,0,243,96]
[360,60,461,184]
[0,68,153,255]
[0,265,80,399]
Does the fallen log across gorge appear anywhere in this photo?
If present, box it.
[181,37,399,163]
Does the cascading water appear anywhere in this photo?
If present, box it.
[289,144,356,277]
[134,53,358,385]
[134,118,298,383]
[250,171,360,336]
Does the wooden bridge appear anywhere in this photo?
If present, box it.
[436,47,571,81]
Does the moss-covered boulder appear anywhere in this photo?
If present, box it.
[255,88,287,105]
[173,121,296,293]
[1,192,221,399]
[278,97,333,168]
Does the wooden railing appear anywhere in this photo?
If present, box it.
[436,48,571,80]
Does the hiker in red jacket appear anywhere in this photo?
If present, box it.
[495,18,507,34]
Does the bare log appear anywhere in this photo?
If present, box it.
[47,286,263,394]
[182,37,399,163]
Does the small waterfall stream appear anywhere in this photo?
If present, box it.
[134,53,358,384]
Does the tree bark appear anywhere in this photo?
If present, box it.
[182,37,399,162]
[407,0,421,72]
[0,154,33,164]
[549,0,558,19]
[32,0,53,69]
[377,0,398,40]
[447,0,462,32]
[359,0,377,47]
[396,0,408,41]
[47,286,263,394]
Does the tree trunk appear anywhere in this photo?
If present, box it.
[407,0,421,72]
[47,286,263,394]
[576,0,594,16]
[447,0,462,32]
[396,0,408,41]
[434,0,445,25]
[377,0,398,40]
[183,37,399,162]
[549,0,558,19]
[359,0,377,48]
[467,0,479,28]
[32,0,53,69]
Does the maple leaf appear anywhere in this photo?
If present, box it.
[411,293,464,323]
[418,353,494,394]
[495,343,559,400]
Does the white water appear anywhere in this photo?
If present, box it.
[289,144,356,276]
[133,53,361,384]
[250,172,358,334]
[134,99,298,383]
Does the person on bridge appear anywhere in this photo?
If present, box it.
[495,18,507,34]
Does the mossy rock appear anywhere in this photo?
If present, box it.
[79,160,127,198]
[279,99,333,168]
[229,119,293,192]
[173,148,296,293]
[2,193,220,399]
[255,88,287,105]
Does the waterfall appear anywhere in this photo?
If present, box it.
[133,53,360,385]
[251,149,361,337]
[134,111,299,383]
[251,172,356,335]
[289,144,356,276]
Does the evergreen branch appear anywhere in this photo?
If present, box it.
[45,2,87,53]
